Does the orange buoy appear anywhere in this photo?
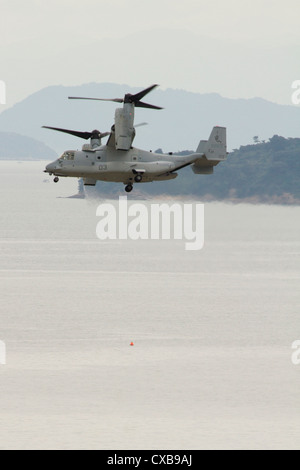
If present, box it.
[130,342,134,346]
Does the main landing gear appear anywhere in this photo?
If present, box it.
[132,170,144,183]
[125,184,133,193]
[125,170,145,192]
[53,177,59,183]
[134,174,142,183]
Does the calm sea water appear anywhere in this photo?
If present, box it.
[0,161,299,450]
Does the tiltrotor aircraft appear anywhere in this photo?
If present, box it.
[44,84,227,192]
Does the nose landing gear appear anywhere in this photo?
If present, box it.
[54,177,59,183]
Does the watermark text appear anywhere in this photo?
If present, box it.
[96,197,204,251]
[0,340,6,365]
[291,80,300,105]
[291,340,300,365]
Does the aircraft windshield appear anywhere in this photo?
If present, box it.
[60,151,75,161]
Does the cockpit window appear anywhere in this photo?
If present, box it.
[60,151,75,161]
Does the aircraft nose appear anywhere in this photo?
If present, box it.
[45,162,56,173]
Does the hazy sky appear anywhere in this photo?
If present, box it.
[1,0,300,110]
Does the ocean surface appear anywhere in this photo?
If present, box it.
[0,161,299,450]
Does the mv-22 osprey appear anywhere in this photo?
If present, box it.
[44,85,227,193]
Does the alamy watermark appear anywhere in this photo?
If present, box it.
[96,196,204,251]
[291,340,300,365]
[0,80,6,105]
[291,80,300,105]
[0,340,6,365]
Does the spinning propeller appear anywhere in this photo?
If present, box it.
[68,84,163,110]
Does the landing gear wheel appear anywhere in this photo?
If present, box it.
[54,177,59,183]
[134,174,142,183]
[125,184,133,193]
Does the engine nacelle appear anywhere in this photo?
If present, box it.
[114,104,135,151]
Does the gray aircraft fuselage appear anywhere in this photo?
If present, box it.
[44,87,227,191]
[46,145,202,186]
[44,86,227,191]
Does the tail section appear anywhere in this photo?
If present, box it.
[196,126,227,161]
[169,126,227,176]
[192,126,227,175]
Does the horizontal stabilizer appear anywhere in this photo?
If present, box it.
[192,165,214,175]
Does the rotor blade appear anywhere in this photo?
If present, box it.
[68,97,124,103]
[131,84,159,102]
[135,101,163,110]
[135,122,148,128]
[42,126,110,140]
[42,126,92,140]
[100,132,111,137]
[89,129,112,139]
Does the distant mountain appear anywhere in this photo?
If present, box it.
[0,132,56,160]
[0,83,300,154]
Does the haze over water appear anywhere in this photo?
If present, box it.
[0,162,299,450]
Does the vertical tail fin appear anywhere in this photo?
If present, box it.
[197,126,227,161]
